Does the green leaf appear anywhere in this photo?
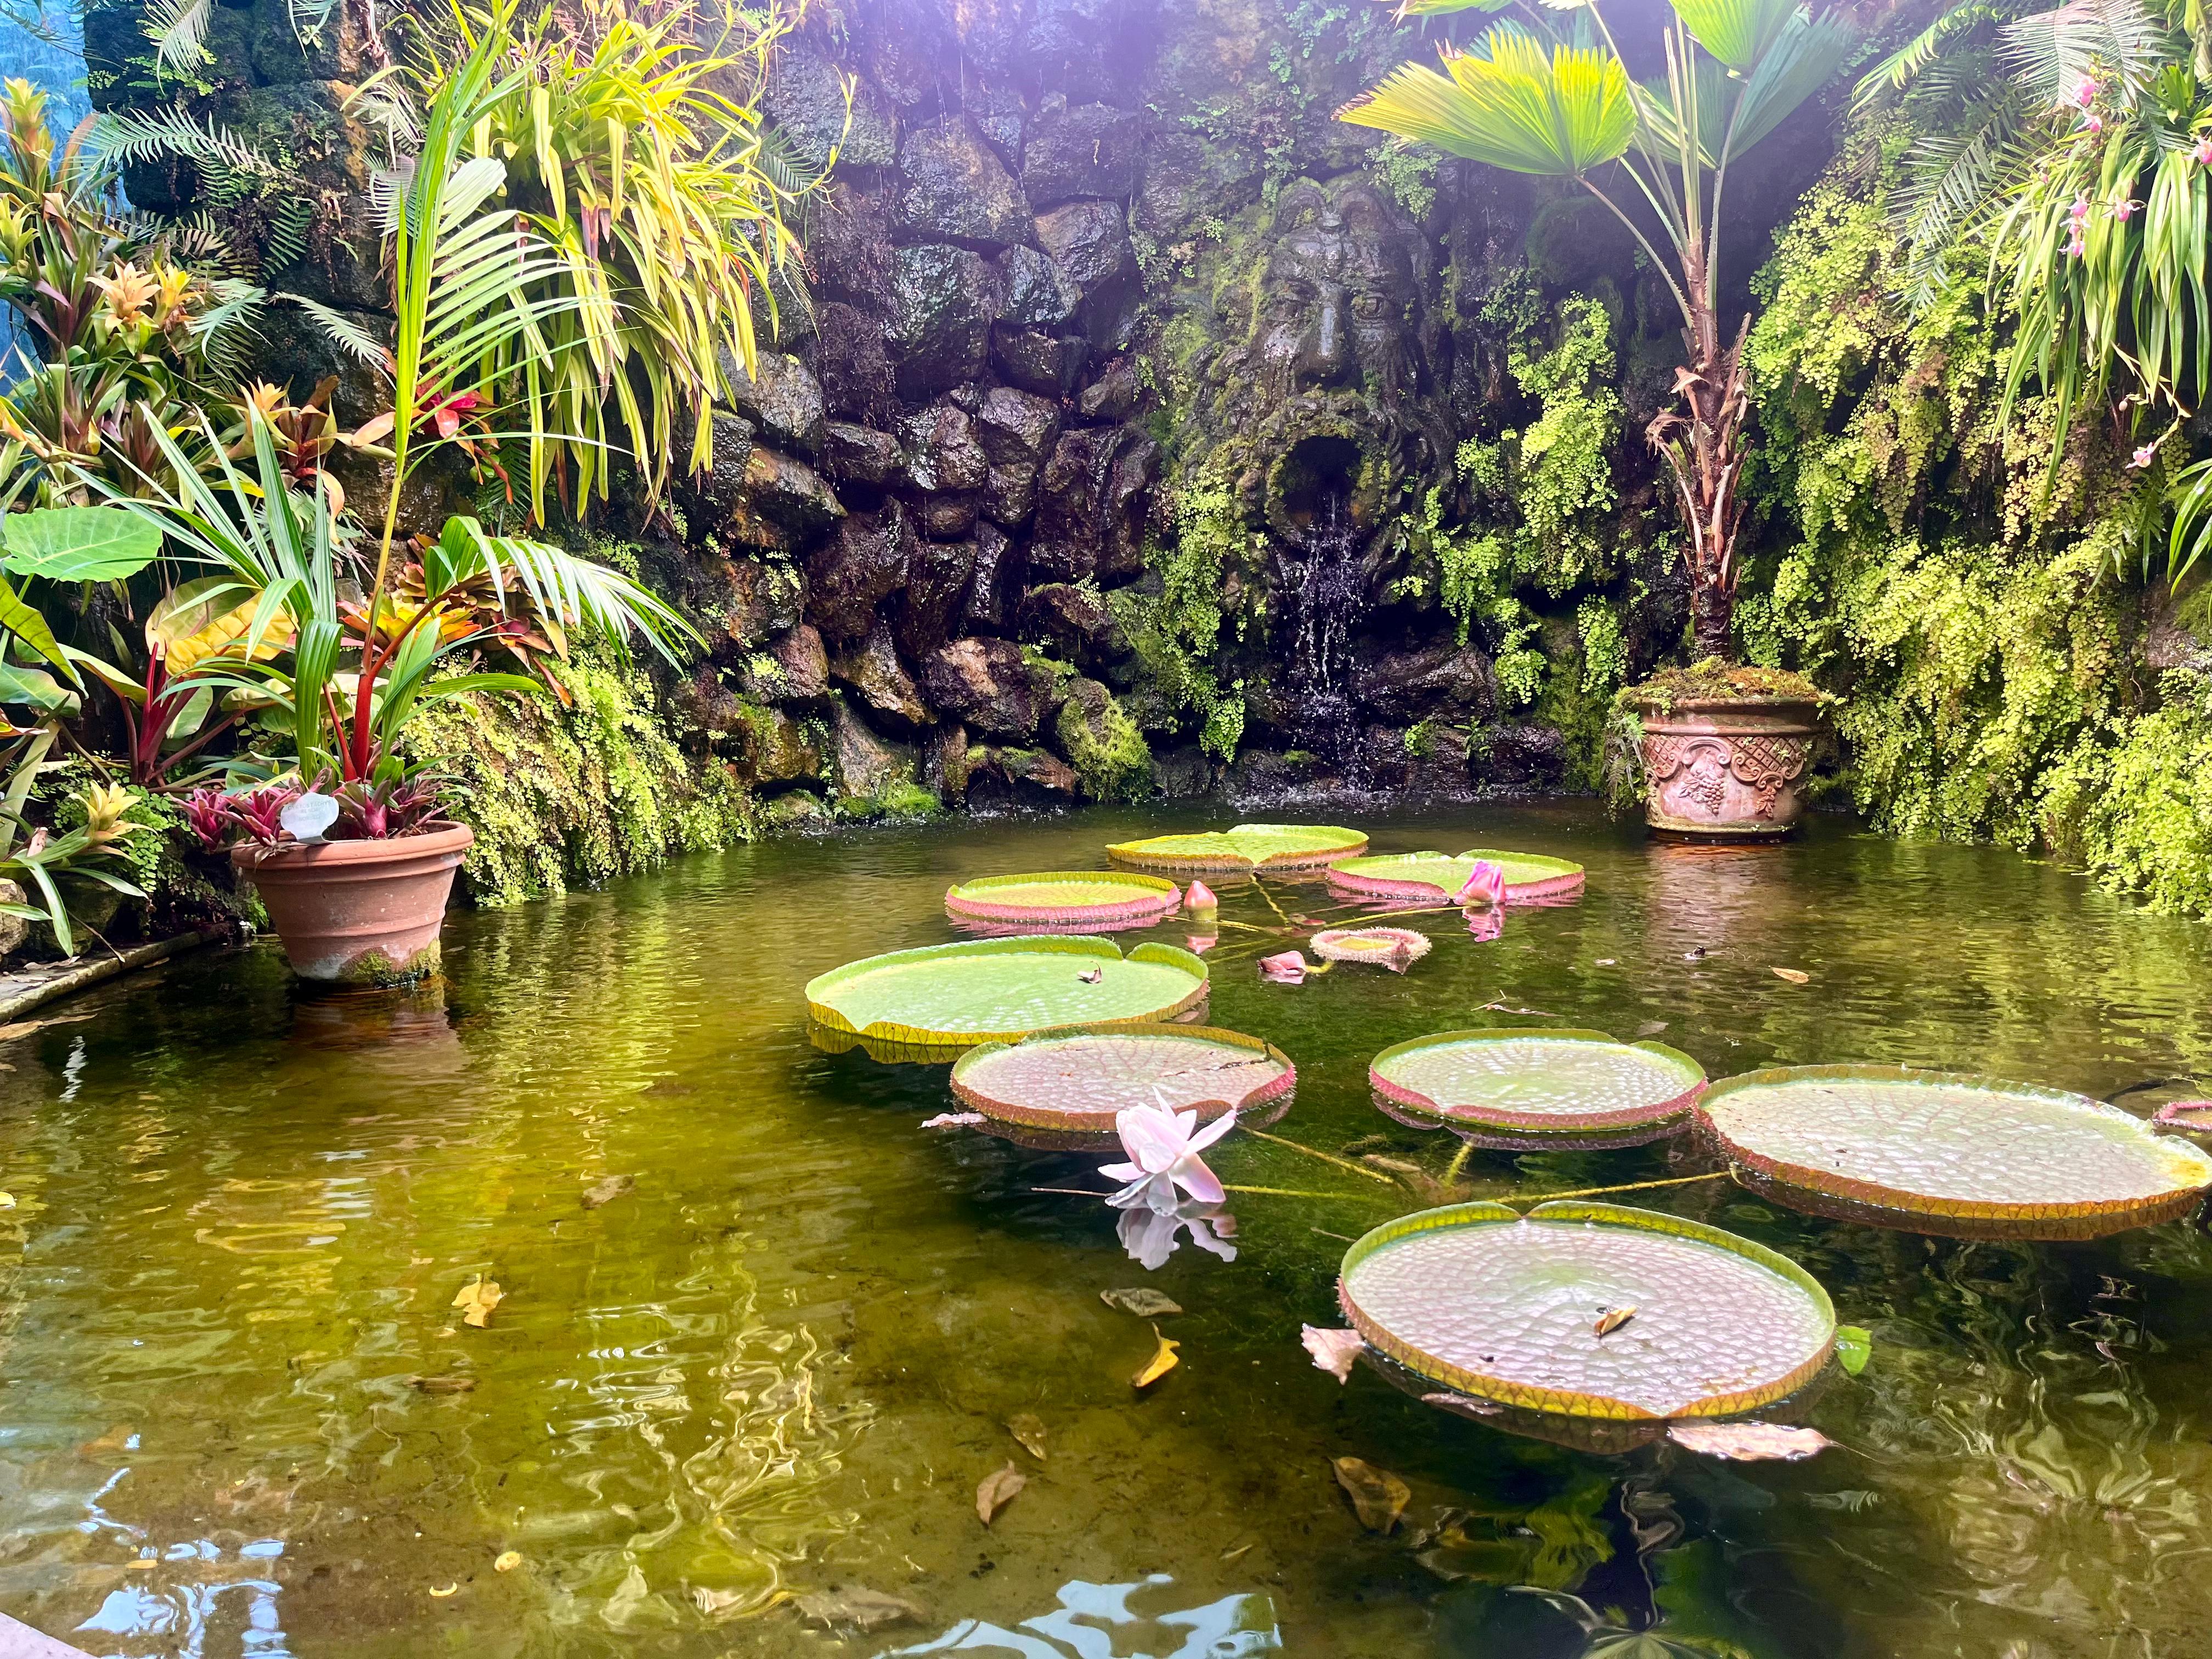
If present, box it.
[1835,1324,1873,1376]
[0,661,80,716]
[0,573,72,680]
[1666,0,1803,72]
[1337,26,1635,178]
[0,506,164,583]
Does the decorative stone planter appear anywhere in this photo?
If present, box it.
[232,823,473,984]
[1630,696,1818,842]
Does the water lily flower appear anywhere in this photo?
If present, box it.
[2194,137,2212,167]
[1119,1204,1237,1269]
[1302,1325,1364,1383]
[1259,950,1309,983]
[1454,859,1506,909]
[1101,1103,1237,1213]
[1184,878,1218,918]
[2130,444,2157,470]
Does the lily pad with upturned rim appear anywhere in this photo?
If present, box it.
[950,1024,1294,1133]
[1370,1028,1705,1139]
[1325,849,1585,905]
[1106,823,1368,874]
[1697,1064,2212,1239]
[1311,927,1432,970]
[804,936,1208,1053]
[945,870,1181,928]
[1337,1200,1836,1420]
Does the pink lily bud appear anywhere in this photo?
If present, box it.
[1259,950,1308,984]
[1453,859,1506,910]
[1183,878,1218,918]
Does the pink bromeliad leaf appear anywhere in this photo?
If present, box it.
[1302,1325,1364,1383]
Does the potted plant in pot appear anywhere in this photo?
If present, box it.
[102,21,698,982]
[1340,0,1850,838]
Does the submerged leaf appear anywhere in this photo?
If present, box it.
[408,1374,476,1394]
[1331,1456,1410,1533]
[1302,1324,1364,1383]
[581,1175,635,1209]
[1101,1286,1183,1317]
[1771,967,1811,984]
[1008,1413,1048,1459]
[452,1277,504,1329]
[794,1587,924,1632]
[1667,1421,1833,1462]
[1132,1325,1181,1387]
[494,1551,522,1572]
[975,1462,1026,1526]
[1834,1324,1873,1376]
[918,1111,985,1129]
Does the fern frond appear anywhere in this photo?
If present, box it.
[274,291,393,374]
[1855,2,2010,110]
[88,108,288,182]
[142,0,214,78]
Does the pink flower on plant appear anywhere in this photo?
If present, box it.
[2194,137,2212,166]
[2082,112,2104,134]
[2130,444,2157,470]
[179,786,233,850]
[1101,1103,1237,1214]
[2068,75,2098,109]
[2069,196,2092,224]
[2111,196,2141,222]
[1454,859,1506,909]
[2064,228,2087,257]
[1259,950,1309,983]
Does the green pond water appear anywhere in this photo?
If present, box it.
[4,801,2212,1658]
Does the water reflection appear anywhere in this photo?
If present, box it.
[882,1575,1280,1658]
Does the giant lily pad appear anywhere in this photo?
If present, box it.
[950,1023,1294,1132]
[1106,823,1367,874]
[1326,849,1585,905]
[1338,1201,1836,1420]
[945,870,1181,929]
[1697,1064,2212,1239]
[804,936,1207,1052]
[1311,927,1431,971]
[1370,1029,1705,1141]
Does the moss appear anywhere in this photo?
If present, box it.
[1108,467,1251,761]
[834,779,941,823]
[399,648,753,906]
[1626,659,1824,708]
[1056,689,1154,802]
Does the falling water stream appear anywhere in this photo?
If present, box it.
[1276,495,1368,782]
[2,801,2211,1657]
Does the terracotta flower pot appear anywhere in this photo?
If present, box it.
[232,823,473,984]
[1631,696,1818,842]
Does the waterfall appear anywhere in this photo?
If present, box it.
[1278,491,1368,783]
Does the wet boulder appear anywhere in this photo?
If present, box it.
[974,386,1063,526]
[806,503,915,645]
[822,421,906,491]
[693,555,803,654]
[724,349,825,457]
[893,535,978,659]
[1029,427,1158,583]
[886,245,998,400]
[689,419,840,551]
[729,699,826,788]
[1355,638,1496,723]
[1035,200,1139,349]
[1022,103,1141,208]
[815,301,897,425]
[1018,583,1129,669]
[926,721,975,805]
[1078,357,1143,422]
[964,521,1019,634]
[1476,722,1569,793]
[897,115,1033,250]
[832,697,921,804]
[766,42,896,169]
[990,326,1087,397]
[998,245,1080,330]
[746,623,830,703]
[921,636,1043,738]
[967,745,1080,809]
[833,620,933,732]
[901,399,989,493]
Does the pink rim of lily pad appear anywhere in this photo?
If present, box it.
[949,1023,1295,1133]
[1311,927,1432,970]
[1337,1200,1836,1420]
[1326,848,1585,906]
[1107,823,1369,875]
[1370,1028,1706,1136]
[1698,1064,2212,1238]
[945,870,1182,927]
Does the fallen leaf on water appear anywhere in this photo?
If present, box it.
[1331,1457,1410,1533]
[1595,958,1617,967]
[0,1014,91,1042]
[494,1551,522,1572]
[1008,1413,1048,1459]
[1259,950,1308,984]
[1594,1306,1638,1338]
[125,1558,157,1571]
[975,1462,1026,1526]
[1133,1325,1181,1387]
[1834,1324,1874,1376]
[1101,1286,1182,1317]
[452,1278,504,1329]
[428,1584,459,1599]
[1302,1325,1363,1384]
[919,1111,985,1130]
[794,1587,924,1632]
[408,1375,476,1394]
[581,1175,634,1210]
[1635,1020,1668,1037]
[1667,1421,1832,1462]
[1771,967,1811,984]
[77,1425,133,1458]
[1077,968,1103,984]
[0,1191,13,1210]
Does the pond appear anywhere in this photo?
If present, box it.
[3,801,2210,1659]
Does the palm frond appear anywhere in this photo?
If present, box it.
[276,292,392,371]
[1854,2,2010,110]
[88,107,289,182]
[1336,25,1636,176]
[2001,0,2170,106]
[1667,0,1805,72]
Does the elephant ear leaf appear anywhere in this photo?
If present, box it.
[0,574,72,681]
[0,506,163,583]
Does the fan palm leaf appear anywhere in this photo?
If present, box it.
[1338,25,1635,176]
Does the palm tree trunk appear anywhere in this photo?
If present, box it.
[1648,264,1751,664]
